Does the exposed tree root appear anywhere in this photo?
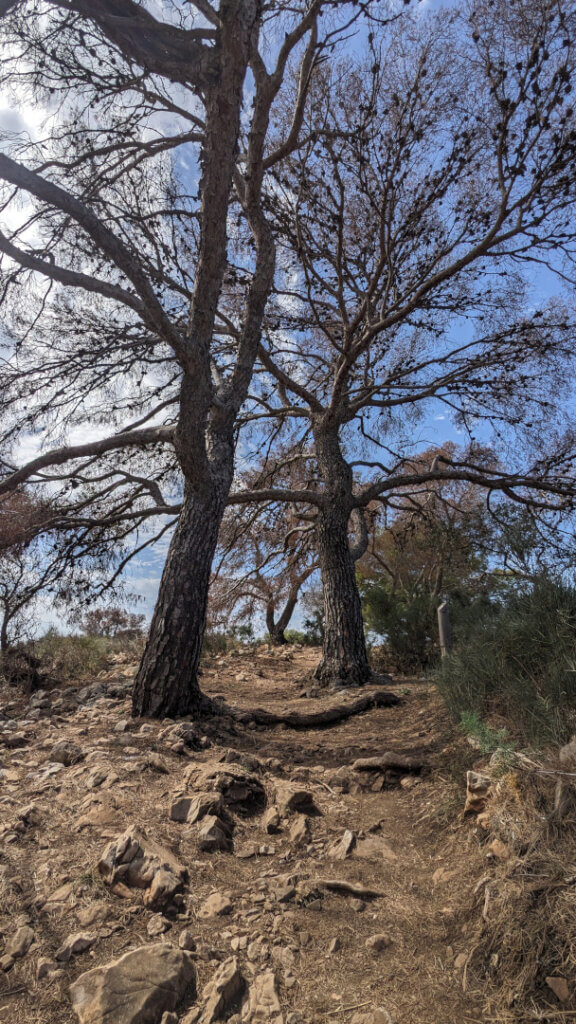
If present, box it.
[230,689,401,729]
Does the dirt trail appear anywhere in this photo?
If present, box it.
[0,646,487,1024]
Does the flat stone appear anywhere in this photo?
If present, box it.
[365,933,391,952]
[546,976,570,1002]
[6,925,34,959]
[69,943,196,1024]
[351,754,421,772]
[56,932,97,962]
[353,836,397,862]
[198,893,233,919]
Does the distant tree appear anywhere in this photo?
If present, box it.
[210,459,317,644]
[233,0,576,688]
[70,605,146,639]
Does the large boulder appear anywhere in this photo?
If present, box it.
[69,944,196,1024]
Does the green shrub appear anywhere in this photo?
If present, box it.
[30,630,110,680]
[202,631,231,657]
[435,577,576,746]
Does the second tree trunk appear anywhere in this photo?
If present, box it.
[313,501,371,688]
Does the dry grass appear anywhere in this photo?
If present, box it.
[465,764,576,1021]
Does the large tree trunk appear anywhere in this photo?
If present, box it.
[313,499,371,688]
[313,424,371,689]
[132,484,227,718]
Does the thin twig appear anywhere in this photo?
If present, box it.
[326,1001,372,1016]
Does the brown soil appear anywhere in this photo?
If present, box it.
[0,646,510,1024]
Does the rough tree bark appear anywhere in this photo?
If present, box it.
[132,0,257,716]
[132,478,230,717]
[313,423,371,688]
[266,591,298,645]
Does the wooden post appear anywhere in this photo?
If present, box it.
[438,600,452,659]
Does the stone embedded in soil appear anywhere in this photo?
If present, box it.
[289,816,309,845]
[263,807,281,834]
[327,830,356,859]
[201,956,245,1024]
[185,763,266,815]
[351,754,422,773]
[55,932,97,962]
[69,943,196,1024]
[464,771,492,815]
[559,735,576,768]
[198,892,233,918]
[242,969,282,1022]
[6,925,34,958]
[51,739,85,766]
[97,826,186,909]
[37,956,59,979]
[354,836,397,862]
[274,783,319,816]
[179,930,196,951]
[197,814,233,853]
[487,838,511,861]
[351,1011,394,1024]
[147,914,170,937]
[365,933,391,952]
[546,976,570,1003]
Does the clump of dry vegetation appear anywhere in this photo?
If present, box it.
[465,757,576,1020]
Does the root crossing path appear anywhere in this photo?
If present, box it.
[0,646,487,1024]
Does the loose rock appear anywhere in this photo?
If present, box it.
[69,943,196,1024]
[51,739,85,766]
[201,956,245,1024]
[97,826,187,909]
[198,892,233,919]
[55,932,97,962]
[6,925,34,959]
[242,969,282,1023]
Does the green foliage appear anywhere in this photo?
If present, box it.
[202,631,231,656]
[436,577,576,746]
[459,710,511,754]
[360,577,499,673]
[30,629,110,680]
[361,581,437,671]
[282,629,316,646]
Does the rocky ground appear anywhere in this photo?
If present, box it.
[0,645,539,1024]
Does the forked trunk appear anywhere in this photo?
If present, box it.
[266,592,298,645]
[313,501,371,689]
[132,486,226,718]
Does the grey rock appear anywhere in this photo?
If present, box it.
[201,957,245,1024]
[69,943,196,1024]
[51,739,85,766]
[56,932,97,962]
[6,925,34,959]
